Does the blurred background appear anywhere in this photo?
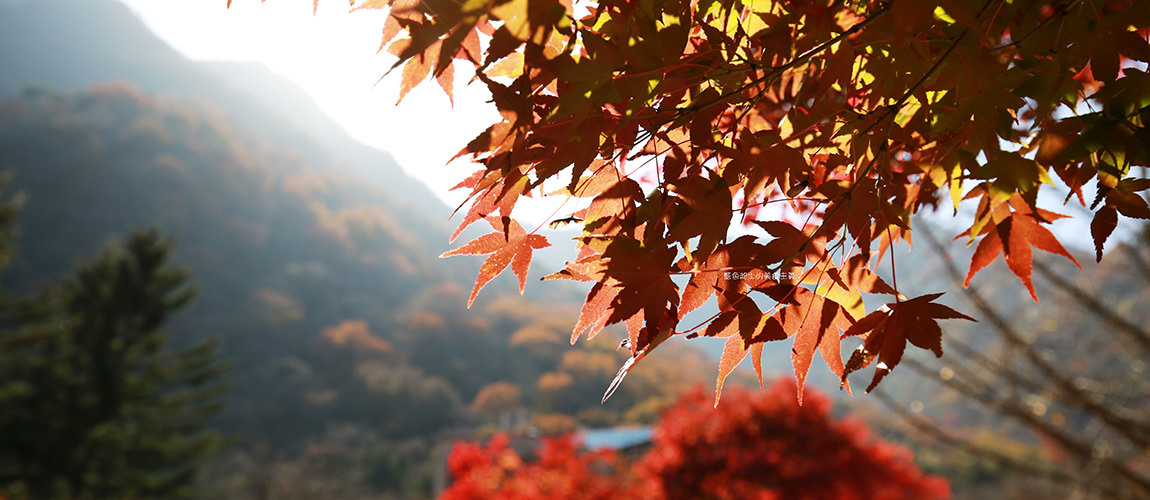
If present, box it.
[0,1,1146,499]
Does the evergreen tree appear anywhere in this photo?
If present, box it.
[0,229,229,500]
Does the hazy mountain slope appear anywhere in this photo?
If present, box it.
[0,0,442,216]
[198,61,450,217]
[0,83,716,450]
[0,0,205,96]
[0,0,713,456]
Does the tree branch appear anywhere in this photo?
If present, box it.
[1032,259,1150,356]
[919,224,1150,454]
[871,388,1086,491]
[904,358,1150,497]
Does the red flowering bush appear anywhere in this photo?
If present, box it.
[637,380,950,500]
[440,380,949,500]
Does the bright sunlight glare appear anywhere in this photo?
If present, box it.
[117,0,503,214]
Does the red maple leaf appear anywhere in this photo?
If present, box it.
[571,281,620,344]
[841,293,974,393]
[762,285,855,404]
[441,216,550,307]
[1091,179,1150,261]
[678,235,772,318]
[667,175,733,257]
[713,323,747,406]
[601,237,680,335]
[1091,205,1119,262]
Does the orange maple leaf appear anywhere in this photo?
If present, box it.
[441,216,549,307]
[963,210,1081,301]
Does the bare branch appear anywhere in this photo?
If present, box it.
[904,359,1150,496]
[919,225,1150,454]
[1032,259,1150,356]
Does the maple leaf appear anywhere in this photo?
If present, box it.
[842,293,974,393]
[441,216,549,307]
[711,288,784,345]
[1091,205,1119,262]
[817,178,882,256]
[962,210,1081,301]
[678,236,772,318]
[708,296,784,405]
[1089,179,1150,261]
[584,178,645,237]
[570,281,619,344]
[667,175,733,258]
[600,237,680,335]
[762,285,855,404]
[449,171,526,242]
[713,322,747,407]
[752,220,827,266]
[726,132,809,202]
[397,52,432,104]
[816,253,898,318]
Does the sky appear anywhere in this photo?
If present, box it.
[117,0,501,213]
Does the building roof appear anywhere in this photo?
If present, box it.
[577,426,653,451]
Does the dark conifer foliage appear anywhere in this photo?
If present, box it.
[0,229,228,500]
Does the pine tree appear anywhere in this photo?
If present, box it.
[0,229,229,500]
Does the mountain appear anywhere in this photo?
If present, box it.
[198,61,447,213]
[0,0,443,217]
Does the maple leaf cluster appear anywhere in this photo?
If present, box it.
[439,380,951,500]
[349,0,1150,398]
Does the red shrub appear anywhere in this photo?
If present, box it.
[439,380,949,500]
[637,380,950,500]
[439,433,638,500]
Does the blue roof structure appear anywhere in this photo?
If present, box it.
[577,426,653,451]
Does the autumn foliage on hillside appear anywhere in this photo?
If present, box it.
[343,0,1150,399]
[439,380,949,500]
